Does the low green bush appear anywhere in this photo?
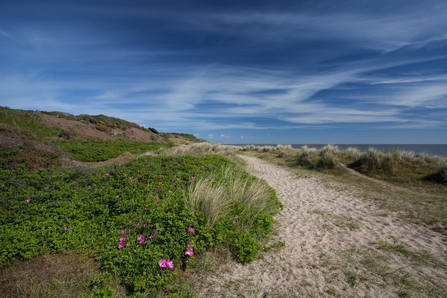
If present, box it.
[55,140,173,162]
[0,154,280,295]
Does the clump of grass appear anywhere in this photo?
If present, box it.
[316,145,340,170]
[185,167,280,232]
[338,147,361,163]
[184,178,230,227]
[275,144,295,158]
[348,147,447,185]
[424,162,447,185]
[295,145,319,167]
[294,145,346,173]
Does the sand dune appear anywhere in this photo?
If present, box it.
[198,155,447,297]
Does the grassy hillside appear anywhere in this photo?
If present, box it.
[0,106,205,171]
[0,106,203,144]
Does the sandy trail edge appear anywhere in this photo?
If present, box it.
[197,155,447,297]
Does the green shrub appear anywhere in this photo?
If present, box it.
[55,140,172,162]
[0,154,280,295]
[234,232,260,264]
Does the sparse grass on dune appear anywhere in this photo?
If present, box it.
[241,143,447,186]
[238,144,447,234]
[348,147,447,185]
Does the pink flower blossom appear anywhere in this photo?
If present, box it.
[106,173,109,176]
[187,227,194,233]
[64,227,69,231]
[116,195,119,198]
[119,237,126,242]
[118,242,125,249]
[187,240,193,248]
[134,222,139,227]
[185,249,194,256]
[106,205,108,208]
[25,199,30,203]
[120,229,127,234]
[137,234,147,244]
[168,190,173,193]
[158,259,167,268]
[166,260,174,269]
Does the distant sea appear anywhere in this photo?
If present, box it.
[227,144,447,158]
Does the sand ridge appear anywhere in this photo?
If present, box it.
[198,155,447,297]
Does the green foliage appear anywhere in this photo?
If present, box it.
[0,106,60,137]
[0,154,280,295]
[148,127,159,134]
[0,140,61,170]
[56,140,173,162]
[233,232,260,264]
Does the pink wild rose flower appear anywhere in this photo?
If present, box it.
[185,249,194,256]
[166,260,174,269]
[158,259,167,268]
[137,234,147,244]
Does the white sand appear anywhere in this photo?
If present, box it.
[197,155,447,297]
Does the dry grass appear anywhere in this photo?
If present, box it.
[184,177,231,227]
[184,166,277,231]
[0,251,126,298]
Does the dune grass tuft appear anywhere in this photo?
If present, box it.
[185,167,280,233]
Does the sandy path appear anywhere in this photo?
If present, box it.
[198,155,447,297]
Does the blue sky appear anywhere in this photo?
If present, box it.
[1,0,446,144]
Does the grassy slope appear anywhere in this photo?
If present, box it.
[0,106,207,171]
[0,106,205,144]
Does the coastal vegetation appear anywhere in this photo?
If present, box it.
[240,144,447,234]
[1,105,446,297]
[0,107,281,297]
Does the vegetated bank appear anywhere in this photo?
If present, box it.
[0,107,282,297]
[0,106,204,170]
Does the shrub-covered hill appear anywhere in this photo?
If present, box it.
[0,106,203,144]
[0,106,207,171]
